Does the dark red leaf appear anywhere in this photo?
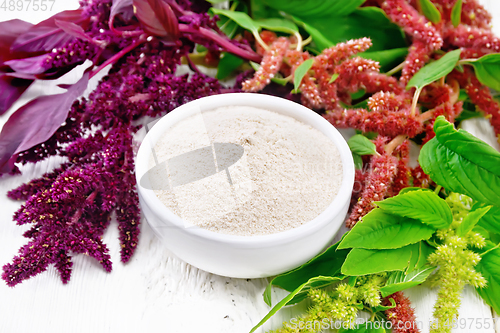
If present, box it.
[55,20,103,47]
[0,76,33,115]
[11,9,83,53]
[0,19,33,64]
[110,0,134,31]
[133,0,179,38]
[4,54,50,74]
[0,72,89,174]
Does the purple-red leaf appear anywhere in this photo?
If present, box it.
[133,0,179,38]
[0,76,33,115]
[0,72,89,174]
[11,9,83,53]
[110,0,134,31]
[0,19,33,65]
[4,54,50,75]
[54,20,103,47]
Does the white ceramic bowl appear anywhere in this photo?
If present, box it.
[135,93,354,278]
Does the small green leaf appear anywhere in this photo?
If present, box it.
[407,49,461,91]
[341,244,417,276]
[293,58,314,93]
[216,52,244,80]
[329,73,340,84]
[451,0,463,27]
[419,0,441,24]
[376,190,453,229]
[251,276,343,333]
[466,53,500,91]
[372,298,396,312]
[210,8,259,34]
[456,206,491,237]
[348,134,378,156]
[419,116,500,206]
[353,153,363,170]
[339,209,435,250]
[475,243,500,314]
[264,240,349,306]
[380,265,436,297]
[255,18,299,34]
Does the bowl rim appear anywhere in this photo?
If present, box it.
[135,93,354,247]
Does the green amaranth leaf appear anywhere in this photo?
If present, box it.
[398,187,433,195]
[380,265,436,297]
[251,276,344,333]
[339,210,435,250]
[451,0,463,27]
[456,206,491,237]
[216,52,244,80]
[359,47,408,72]
[475,203,500,234]
[353,153,363,170]
[348,134,378,156]
[475,243,500,314]
[419,116,500,206]
[263,240,349,306]
[329,73,340,83]
[292,7,407,52]
[341,243,417,276]
[419,0,441,24]
[465,53,500,91]
[262,0,365,18]
[376,190,453,229]
[255,18,298,34]
[407,240,435,274]
[407,49,461,91]
[293,58,314,93]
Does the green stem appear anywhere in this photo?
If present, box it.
[386,61,405,76]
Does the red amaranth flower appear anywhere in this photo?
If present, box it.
[401,41,431,85]
[444,25,500,53]
[368,91,411,112]
[324,108,423,138]
[388,140,411,197]
[242,37,289,92]
[379,0,443,50]
[465,75,500,140]
[346,153,399,228]
[383,291,420,333]
[314,37,372,66]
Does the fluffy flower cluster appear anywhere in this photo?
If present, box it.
[427,193,487,333]
[383,291,420,333]
[271,275,386,333]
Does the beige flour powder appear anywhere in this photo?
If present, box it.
[148,106,342,236]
